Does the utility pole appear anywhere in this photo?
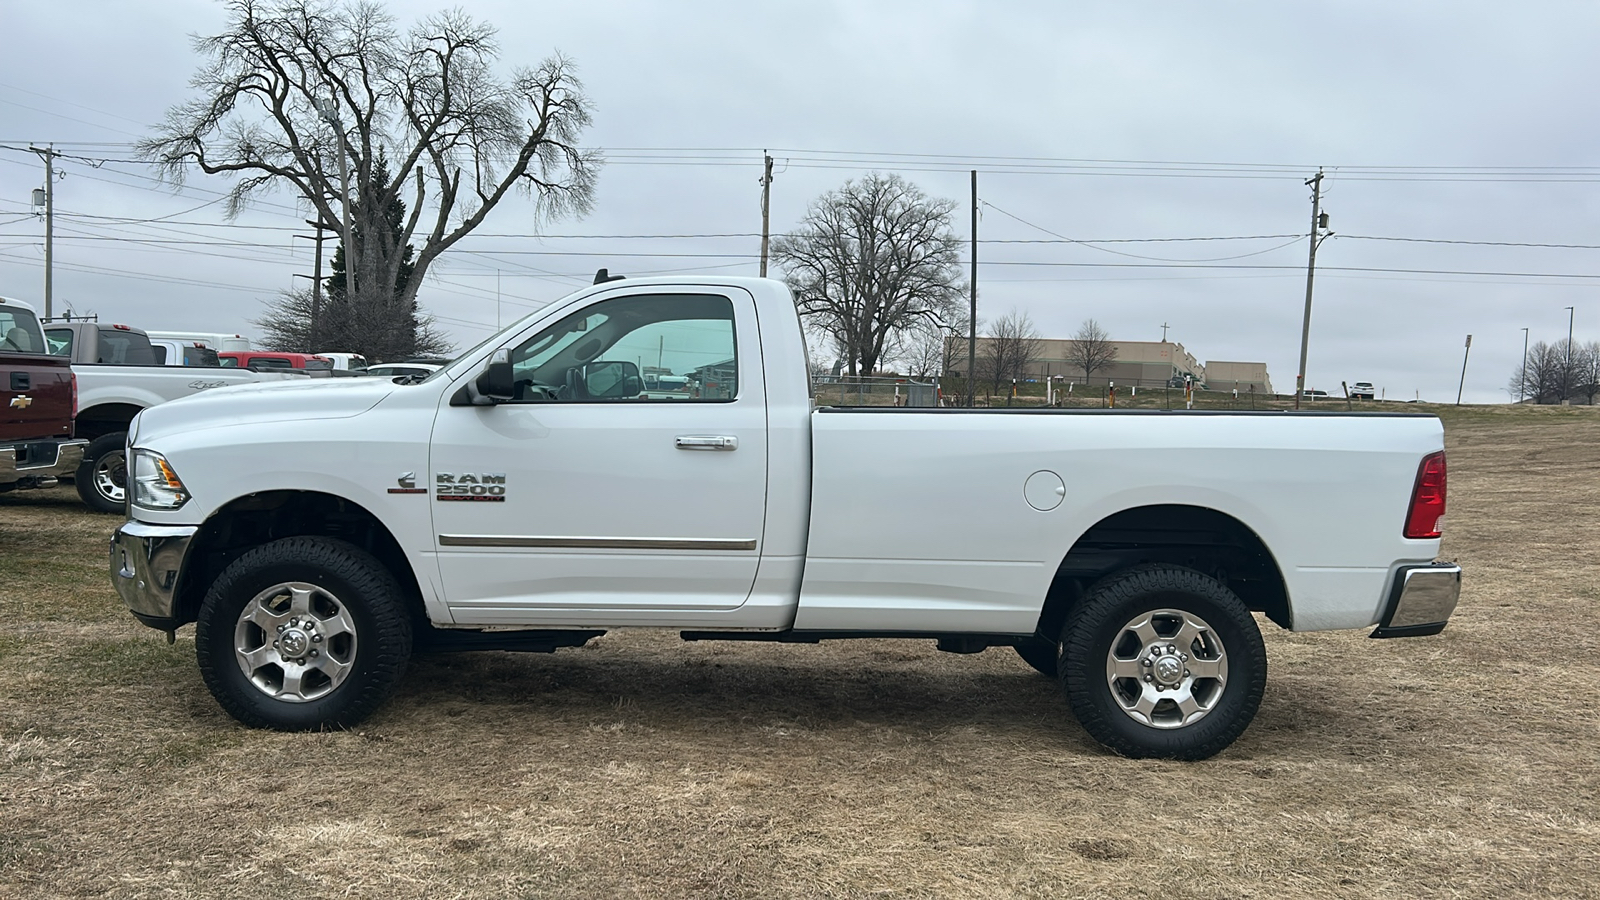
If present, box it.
[759,152,773,278]
[293,221,330,349]
[31,145,56,319]
[1294,169,1330,411]
[1456,334,1472,405]
[968,169,977,408]
[1520,326,1529,403]
[1564,306,1575,402]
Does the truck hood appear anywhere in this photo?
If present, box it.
[132,377,400,444]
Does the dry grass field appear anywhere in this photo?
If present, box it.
[3,405,1598,899]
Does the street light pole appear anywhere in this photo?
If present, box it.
[1520,326,1529,403]
[1564,306,1575,402]
[316,94,355,309]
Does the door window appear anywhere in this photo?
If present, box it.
[506,294,737,403]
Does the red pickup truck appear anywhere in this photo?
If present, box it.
[0,296,85,493]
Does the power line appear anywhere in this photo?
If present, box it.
[981,200,1309,261]
[1339,234,1600,249]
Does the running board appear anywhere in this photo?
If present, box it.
[679,630,1033,654]
[419,628,606,654]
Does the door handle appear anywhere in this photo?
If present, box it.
[675,435,738,451]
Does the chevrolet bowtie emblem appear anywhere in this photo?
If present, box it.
[8,395,31,409]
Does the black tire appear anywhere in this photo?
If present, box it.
[74,432,128,513]
[195,536,413,731]
[1014,637,1060,678]
[1060,564,1265,760]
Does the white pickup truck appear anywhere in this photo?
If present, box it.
[44,321,301,511]
[109,275,1460,759]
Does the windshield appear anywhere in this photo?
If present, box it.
[0,305,46,354]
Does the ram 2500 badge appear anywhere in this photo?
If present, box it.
[110,275,1459,760]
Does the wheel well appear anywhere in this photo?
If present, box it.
[75,403,143,441]
[172,491,425,628]
[1035,504,1291,639]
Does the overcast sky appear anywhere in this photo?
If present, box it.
[3,0,1597,402]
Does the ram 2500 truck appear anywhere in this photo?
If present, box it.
[44,321,301,512]
[109,276,1460,760]
[0,296,85,492]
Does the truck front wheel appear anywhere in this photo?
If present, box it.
[195,537,413,731]
[1060,564,1265,760]
[74,432,127,513]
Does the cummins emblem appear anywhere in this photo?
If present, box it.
[8,395,30,409]
[436,472,507,502]
[387,471,426,495]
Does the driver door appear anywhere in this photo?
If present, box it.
[428,287,768,624]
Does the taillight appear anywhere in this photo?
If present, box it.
[70,371,78,420]
[1404,451,1447,539]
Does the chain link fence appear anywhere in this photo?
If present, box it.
[813,376,941,407]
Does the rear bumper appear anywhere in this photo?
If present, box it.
[1371,563,1462,638]
[0,439,87,487]
[109,520,198,632]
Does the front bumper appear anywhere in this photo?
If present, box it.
[110,520,198,632]
[1371,562,1462,638]
[0,438,87,487]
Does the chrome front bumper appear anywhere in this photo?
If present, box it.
[0,438,87,487]
[110,520,198,631]
[1371,563,1462,638]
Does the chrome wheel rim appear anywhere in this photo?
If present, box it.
[1105,608,1228,729]
[94,450,126,504]
[233,582,358,703]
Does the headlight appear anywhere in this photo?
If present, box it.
[131,449,191,510]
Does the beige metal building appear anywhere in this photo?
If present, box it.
[949,336,1273,392]
[952,337,1204,388]
[1202,361,1274,394]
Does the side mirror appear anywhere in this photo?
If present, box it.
[582,360,642,400]
[474,349,515,403]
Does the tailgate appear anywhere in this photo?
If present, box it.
[0,352,73,442]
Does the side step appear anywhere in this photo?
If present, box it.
[679,630,1031,654]
[419,628,606,654]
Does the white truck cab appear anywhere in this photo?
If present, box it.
[110,275,1460,760]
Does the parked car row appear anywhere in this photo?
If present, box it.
[5,302,446,511]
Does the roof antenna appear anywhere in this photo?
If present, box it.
[593,268,625,285]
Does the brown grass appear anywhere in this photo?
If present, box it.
[3,407,1599,899]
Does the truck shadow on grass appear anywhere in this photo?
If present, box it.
[367,642,1363,760]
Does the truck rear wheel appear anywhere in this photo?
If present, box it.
[74,432,128,513]
[1060,564,1265,760]
[195,537,412,731]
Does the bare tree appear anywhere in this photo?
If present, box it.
[1508,340,1581,404]
[977,309,1041,398]
[899,311,970,381]
[255,286,451,360]
[1578,340,1600,404]
[139,0,598,355]
[1064,318,1116,383]
[771,173,964,377]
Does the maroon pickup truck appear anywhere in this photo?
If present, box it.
[0,296,85,493]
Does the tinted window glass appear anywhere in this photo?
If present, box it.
[44,327,73,357]
[95,328,158,365]
[184,346,220,366]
